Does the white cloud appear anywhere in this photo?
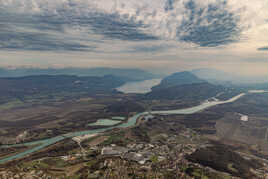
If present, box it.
[0,0,268,75]
[0,1,238,38]
[0,0,266,43]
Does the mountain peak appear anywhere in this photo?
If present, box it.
[152,71,206,90]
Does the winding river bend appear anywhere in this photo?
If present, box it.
[0,93,245,164]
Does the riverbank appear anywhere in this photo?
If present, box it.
[0,93,246,164]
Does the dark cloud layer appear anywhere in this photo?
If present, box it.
[86,13,158,41]
[0,9,158,51]
[177,0,241,47]
[258,47,268,51]
[165,0,175,11]
[0,0,244,52]
[0,10,94,51]
[0,24,94,51]
[128,45,170,53]
[0,10,65,33]
[0,30,93,51]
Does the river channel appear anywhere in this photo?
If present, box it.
[0,93,245,164]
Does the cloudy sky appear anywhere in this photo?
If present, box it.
[0,0,267,76]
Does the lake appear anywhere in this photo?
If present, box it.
[116,79,162,94]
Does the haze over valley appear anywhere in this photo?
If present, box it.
[1,0,268,178]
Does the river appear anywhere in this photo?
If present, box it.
[0,92,246,164]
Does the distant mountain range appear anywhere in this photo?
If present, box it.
[0,75,125,101]
[191,68,268,85]
[145,71,226,101]
[145,70,245,102]
[152,71,205,90]
[2,67,268,93]
[191,68,234,83]
[146,82,224,101]
[0,67,157,82]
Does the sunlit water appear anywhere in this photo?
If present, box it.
[249,90,268,93]
[88,119,121,126]
[116,79,162,94]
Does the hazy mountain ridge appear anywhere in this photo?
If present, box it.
[145,71,242,102]
[0,75,125,101]
[191,68,268,85]
[146,82,223,101]
[145,71,226,101]
[0,67,157,82]
[152,71,206,90]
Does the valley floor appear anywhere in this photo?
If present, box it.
[1,91,268,178]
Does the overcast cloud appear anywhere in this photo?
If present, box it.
[0,0,267,75]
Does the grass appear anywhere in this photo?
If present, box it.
[191,168,208,178]
[85,160,98,168]
[0,92,75,110]
[21,160,50,170]
[42,158,67,168]
[227,163,238,173]
[0,99,25,110]
[20,157,68,171]
[185,167,231,179]
[150,155,159,164]
[67,174,81,179]
[101,131,127,146]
